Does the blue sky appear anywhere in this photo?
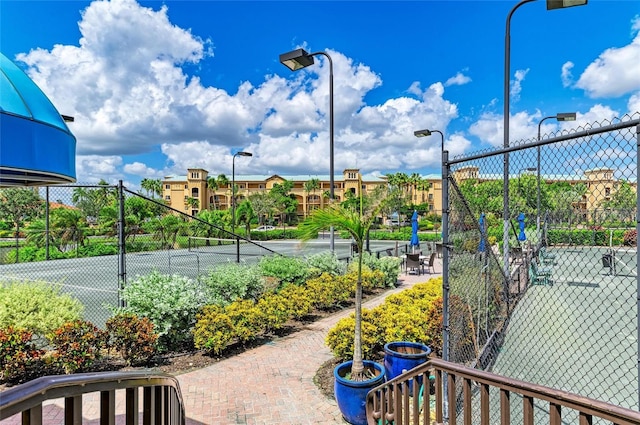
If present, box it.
[1,0,639,188]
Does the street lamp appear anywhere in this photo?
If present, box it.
[232,151,252,234]
[414,128,444,152]
[502,0,586,289]
[415,128,444,216]
[279,48,335,252]
[535,112,577,236]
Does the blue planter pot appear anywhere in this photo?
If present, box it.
[384,341,431,395]
[334,360,386,425]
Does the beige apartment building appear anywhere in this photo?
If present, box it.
[162,168,443,217]
[162,165,631,218]
[452,165,635,213]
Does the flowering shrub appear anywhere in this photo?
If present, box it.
[193,305,234,354]
[624,229,637,246]
[305,251,347,277]
[259,255,309,287]
[48,320,106,374]
[117,271,209,351]
[105,313,158,366]
[0,280,83,336]
[0,326,45,383]
[203,263,265,306]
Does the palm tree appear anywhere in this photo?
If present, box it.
[235,199,256,236]
[304,178,320,217]
[298,185,392,381]
[207,177,219,210]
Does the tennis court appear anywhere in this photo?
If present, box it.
[0,238,406,326]
[491,245,638,415]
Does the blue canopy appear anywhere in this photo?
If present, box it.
[478,213,486,252]
[0,52,76,186]
[409,210,420,250]
[517,213,527,241]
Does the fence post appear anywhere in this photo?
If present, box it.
[45,187,50,261]
[118,180,126,307]
[442,150,450,419]
[636,122,640,410]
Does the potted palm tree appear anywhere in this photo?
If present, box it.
[299,185,392,425]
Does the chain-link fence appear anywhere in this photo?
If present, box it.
[443,113,640,414]
[0,183,278,327]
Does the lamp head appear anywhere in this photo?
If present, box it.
[547,0,587,10]
[556,112,577,122]
[279,48,314,71]
[414,129,432,138]
[235,151,253,157]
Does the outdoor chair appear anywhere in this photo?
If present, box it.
[530,260,552,286]
[405,253,423,275]
[425,252,436,274]
[539,246,557,265]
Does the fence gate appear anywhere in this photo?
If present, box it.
[443,114,640,417]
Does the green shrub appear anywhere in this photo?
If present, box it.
[277,284,313,319]
[193,305,234,354]
[325,309,380,360]
[203,263,265,306]
[117,271,209,351]
[305,251,347,277]
[358,252,401,287]
[48,320,106,374]
[0,326,45,383]
[305,273,352,310]
[259,255,309,287]
[225,300,264,343]
[256,293,291,332]
[0,280,83,335]
[343,267,386,293]
[326,278,443,359]
[105,313,158,366]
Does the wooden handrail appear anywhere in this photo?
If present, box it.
[367,358,640,425]
[1,371,185,424]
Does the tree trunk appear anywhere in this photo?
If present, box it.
[350,243,365,381]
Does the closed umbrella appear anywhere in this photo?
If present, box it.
[478,213,486,252]
[410,210,420,253]
[517,213,527,241]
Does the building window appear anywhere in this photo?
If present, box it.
[605,187,611,197]
[428,194,433,201]
[361,184,366,190]
[259,184,265,189]
[165,195,170,200]
[429,204,434,211]
[184,184,188,189]
[191,188,199,197]
[190,172,200,179]
[165,184,170,189]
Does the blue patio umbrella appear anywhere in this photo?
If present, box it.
[0,52,76,186]
[517,212,527,241]
[409,210,420,252]
[478,213,486,252]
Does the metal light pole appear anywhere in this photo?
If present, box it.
[279,48,335,253]
[503,0,586,293]
[232,151,252,234]
[536,112,576,236]
[414,128,449,417]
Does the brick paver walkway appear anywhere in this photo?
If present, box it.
[1,261,441,425]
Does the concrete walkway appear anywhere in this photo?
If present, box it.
[1,261,442,425]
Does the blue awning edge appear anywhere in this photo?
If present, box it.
[0,52,76,186]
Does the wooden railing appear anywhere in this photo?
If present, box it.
[367,358,640,425]
[0,371,185,425]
